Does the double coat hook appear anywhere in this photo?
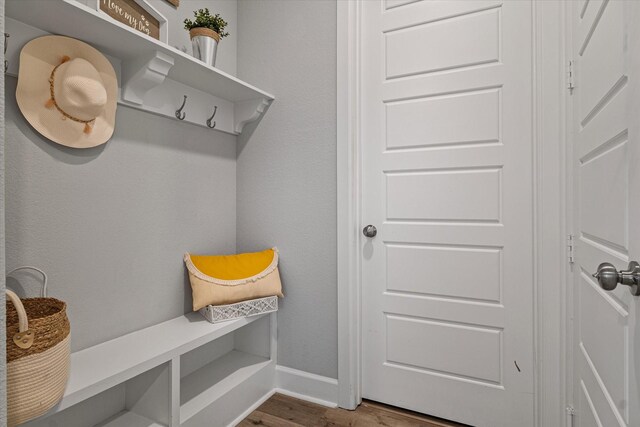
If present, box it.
[175,95,187,120]
[175,96,219,128]
[206,106,218,129]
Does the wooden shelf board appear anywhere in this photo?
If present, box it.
[96,410,166,427]
[5,0,274,103]
[180,350,271,424]
[50,313,267,414]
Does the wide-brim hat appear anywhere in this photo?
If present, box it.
[16,35,117,149]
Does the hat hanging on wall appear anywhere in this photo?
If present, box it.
[16,35,117,149]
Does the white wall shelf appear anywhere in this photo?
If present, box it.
[5,0,274,135]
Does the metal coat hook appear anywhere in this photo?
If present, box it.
[4,33,10,74]
[206,106,218,128]
[175,95,187,120]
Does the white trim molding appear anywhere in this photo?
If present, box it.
[275,365,339,408]
[336,0,567,424]
[336,0,362,411]
[532,2,568,426]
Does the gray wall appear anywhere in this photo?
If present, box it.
[237,0,338,379]
[5,1,239,353]
[5,75,237,351]
[4,0,340,382]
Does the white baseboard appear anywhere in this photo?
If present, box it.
[274,365,339,408]
[228,365,338,426]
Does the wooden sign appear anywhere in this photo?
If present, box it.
[164,0,179,6]
[100,0,160,40]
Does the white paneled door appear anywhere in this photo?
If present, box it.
[360,1,534,426]
[570,1,640,427]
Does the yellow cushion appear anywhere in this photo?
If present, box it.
[184,248,283,311]
[189,248,275,281]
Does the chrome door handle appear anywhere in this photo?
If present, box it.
[363,225,377,238]
[592,261,640,296]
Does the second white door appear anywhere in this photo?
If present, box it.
[361,1,535,426]
[569,1,640,426]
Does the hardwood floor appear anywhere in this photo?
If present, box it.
[238,393,466,427]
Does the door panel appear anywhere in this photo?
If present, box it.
[386,168,502,221]
[579,139,628,250]
[579,276,628,414]
[386,243,502,302]
[570,1,639,426]
[384,8,500,79]
[385,0,420,11]
[361,1,534,426]
[385,88,500,149]
[386,314,503,384]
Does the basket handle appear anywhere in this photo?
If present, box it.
[6,289,34,349]
[7,266,48,297]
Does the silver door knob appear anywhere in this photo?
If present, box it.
[363,225,377,238]
[592,261,640,296]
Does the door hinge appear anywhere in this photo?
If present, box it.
[567,234,575,264]
[567,60,575,93]
[566,406,576,427]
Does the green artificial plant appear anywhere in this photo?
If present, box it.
[183,8,229,38]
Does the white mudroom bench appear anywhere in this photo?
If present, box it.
[22,312,277,427]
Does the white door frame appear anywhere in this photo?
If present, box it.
[336,1,569,425]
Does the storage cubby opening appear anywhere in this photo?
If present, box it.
[179,315,272,424]
[23,363,172,427]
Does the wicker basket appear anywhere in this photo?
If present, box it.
[200,296,278,324]
[6,284,70,426]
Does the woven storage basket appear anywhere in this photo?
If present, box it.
[6,284,70,426]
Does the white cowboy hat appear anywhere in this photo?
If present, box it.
[16,35,117,149]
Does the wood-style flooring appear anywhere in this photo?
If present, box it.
[238,393,466,427]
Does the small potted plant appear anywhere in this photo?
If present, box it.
[184,8,229,67]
